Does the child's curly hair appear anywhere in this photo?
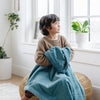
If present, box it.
[39,14,60,36]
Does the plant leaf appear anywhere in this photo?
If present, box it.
[72,20,89,33]
[82,20,89,28]
[72,21,81,32]
[0,47,7,58]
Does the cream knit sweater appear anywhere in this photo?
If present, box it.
[35,35,74,66]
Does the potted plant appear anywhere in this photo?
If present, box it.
[72,20,89,48]
[0,13,20,80]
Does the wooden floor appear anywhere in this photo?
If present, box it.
[0,74,23,86]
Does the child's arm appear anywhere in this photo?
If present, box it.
[34,39,51,67]
[61,36,74,61]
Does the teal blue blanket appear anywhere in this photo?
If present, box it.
[24,47,85,100]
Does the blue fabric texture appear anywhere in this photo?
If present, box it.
[24,46,86,100]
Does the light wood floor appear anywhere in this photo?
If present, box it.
[0,74,23,86]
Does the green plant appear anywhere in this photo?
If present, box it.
[0,47,7,58]
[72,20,89,33]
[0,13,20,58]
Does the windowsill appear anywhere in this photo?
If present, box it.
[23,39,38,46]
[23,41,100,54]
[22,41,100,66]
[71,42,100,53]
[73,47,100,54]
[22,40,38,55]
[23,42,37,46]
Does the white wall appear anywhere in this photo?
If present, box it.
[11,0,37,76]
[0,0,33,77]
[0,0,12,57]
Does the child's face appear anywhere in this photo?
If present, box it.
[47,21,60,35]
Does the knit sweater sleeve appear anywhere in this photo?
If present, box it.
[61,36,74,61]
[34,39,51,67]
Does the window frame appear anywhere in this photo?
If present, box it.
[70,0,100,49]
[32,0,55,40]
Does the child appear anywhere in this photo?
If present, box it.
[35,14,74,67]
[21,14,74,100]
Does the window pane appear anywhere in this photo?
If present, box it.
[73,0,87,16]
[37,0,48,18]
[90,0,100,16]
[49,0,54,14]
[90,18,100,42]
[72,18,88,23]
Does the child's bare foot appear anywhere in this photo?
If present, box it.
[21,95,28,100]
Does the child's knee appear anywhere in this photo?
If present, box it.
[25,90,34,98]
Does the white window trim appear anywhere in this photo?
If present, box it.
[32,0,55,41]
[66,0,77,46]
[66,0,72,42]
[24,0,58,44]
[23,0,100,55]
[69,0,100,50]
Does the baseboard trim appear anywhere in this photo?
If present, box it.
[12,64,32,77]
[92,85,100,100]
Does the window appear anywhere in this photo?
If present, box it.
[25,0,55,42]
[33,0,54,40]
[37,0,54,19]
[71,0,100,49]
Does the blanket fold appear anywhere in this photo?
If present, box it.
[24,46,85,100]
